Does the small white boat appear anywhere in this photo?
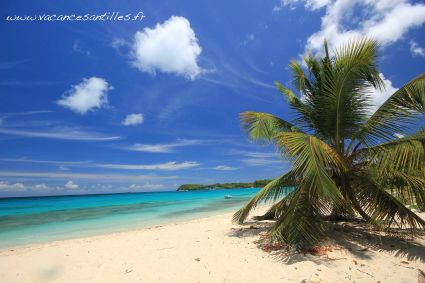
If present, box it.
[224,195,233,199]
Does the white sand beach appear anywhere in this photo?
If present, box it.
[0,208,424,283]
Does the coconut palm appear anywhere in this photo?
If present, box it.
[233,38,425,250]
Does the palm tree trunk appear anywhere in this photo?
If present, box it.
[341,174,371,222]
[346,188,371,221]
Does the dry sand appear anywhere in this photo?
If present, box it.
[0,208,424,283]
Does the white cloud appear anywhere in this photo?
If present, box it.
[127,139,203,153]
[57,77,112,114]
[280,0,422,117]
[213,165,239,171]
[242,33,255,45]
[91,184,113,190]
[64,180,79,189]
[275,0,331,11]
[35,183,49,190]
[369,73,398,113]
[0,59,33,70]
[112,38,128,49]
[242,158,284,166]
[410,40,425,57]
[129,183,165,190]
[0,127,121,141]
[0,171,173,182]
[229,149,286,167]
[93,161,199,171]
[0,158,91,165]
[2,110,53,117]
[365,2,425,46]
[0,157,199,171]
[111,38,130,56]
[72,40,91,56]
[122,113,144,126]
[288,0,425,55]
[131,16,203,79]
[240,151,280,159]
[0,182,55,193]
[394,133,405,138]
[0,181,25,191]
[129,184,142,190]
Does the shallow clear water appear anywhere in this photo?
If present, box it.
[0,188,260,249]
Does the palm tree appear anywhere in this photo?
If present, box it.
[233,38,425,250]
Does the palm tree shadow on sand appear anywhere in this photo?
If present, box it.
[228,217,425,265]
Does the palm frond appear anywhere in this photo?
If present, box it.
[351,172,425,230]
[274,132,346,202]
[355,73,425,145]
[333,38,383,90]
[232,171,296,224]
[240,111,301,143]
[235,38,425,250]
[275,82,314,130]
[288,59,315,96]
[268,186,329,249]
[320,38,383,149]
[253,132,348,249]
[355,130,425,172]
[304,54,322,85]
[253,192,294,221]
[381,171,425,209]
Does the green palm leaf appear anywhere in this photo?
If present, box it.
[253,195,294,221]
[351,172,425,230]
[268,186,328,249]
[232,171,296,224]
[355,129,425,172]
[382,171,425,209]
[235,38,425,250]
[275,82,314,130]
[240,111,301,143]
[274,132,346,202]
[355,73,425,145]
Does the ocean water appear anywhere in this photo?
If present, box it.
[0,188,260,249]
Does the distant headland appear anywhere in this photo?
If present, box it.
[177,179,271,191]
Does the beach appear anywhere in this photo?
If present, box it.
[1,208,424,283]
[1,1,425,282]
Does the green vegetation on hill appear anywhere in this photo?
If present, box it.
[177,179,271,191]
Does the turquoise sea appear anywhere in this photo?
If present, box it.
[0,188,260,249]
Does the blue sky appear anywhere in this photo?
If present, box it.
[0,0,424,197]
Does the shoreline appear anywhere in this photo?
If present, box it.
[0,208,424,282]
[0,188,261,250]
[0,207,242,254]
